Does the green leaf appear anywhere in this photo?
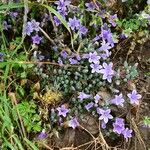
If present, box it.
[24,138,38,150]
[12,135,25,150]
[0,3,24,10]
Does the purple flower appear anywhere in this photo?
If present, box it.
[100,50,111,60]
[122,128,132,141]
[113,118,125,134]
[99,40,112,51]
[127,90,142,105]
[55,0,70,15]
[99,62,114,83]
[24,22,33,36]
[85,2,96,11]
[31,19,40,32]
[38,130,47,139]
[0,53,4,62]
[54,16,61,26]
[61,50,68,59]
[101,121,106,129]
[101,27,114,47]
[69,58,78,64]
[90,63,102,73]
[79,26,88,37]
[71,53,81,61]
[111,93,125,107]
[78,92,91,101]
[68,117,79,129]
[88,52,100,64]
[55,0,70,16]
[108,14,118,27]
[9,11,18,19]
[85,102,94,110]
[97,108,113,124]
[68,17,81,30]
[93,34,101,42]
[94,94,101,103]
[57,105,69,117]
[32,35,42,44]
[58,57,63,65]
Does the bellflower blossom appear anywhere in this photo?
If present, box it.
[85,2,96,11]
[9,11,18,19]
[100,50,112,60]
[99,40,112,51]
[55,0,70,16]
[111,93,125,107]
[108,14,118,27]
[31,19,40,32]
[85,102,94,110]
[113,118,125,134]
[93,34,101,42]
[38,130,47,139]
[94,94,101,103]
[68,117,79,129]
[68,17,81,30]
[99,62,114,83]
[79,26,88,37]
[69,58,78,64]
[61,50,68,59]
[24,20,40,36]
[97,108,113,123]
[58,57,63,65]
[54,16,61,26]
[32,35,42,44]
[127,90,142,105]
[90,63,102,73]
[78,92,91,101]
[24,22,33,36]
[88,52,100,64]
[122,128,133,141]
[57,105,69,117]
[101,27,114,47]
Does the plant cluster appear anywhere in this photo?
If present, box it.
[0,0,150,149]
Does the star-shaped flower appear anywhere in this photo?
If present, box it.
[111,93,125,107]
[31,19,40,32]
[85,2,96,11]
[24,22,33,36]
[113,118,125,134]
[122,128,132,141]
[68,17,81,30]
[97,108,113,124]
[90,63,102,73]
[127,90,142,105]
[78,92,91,101]
[32,35,42,44]
[68,117,79,129]
[87,51,100,64]
[57,105,69,117]
[99,40,112,51]
[79,26,88,37]
[99,62,114,83]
